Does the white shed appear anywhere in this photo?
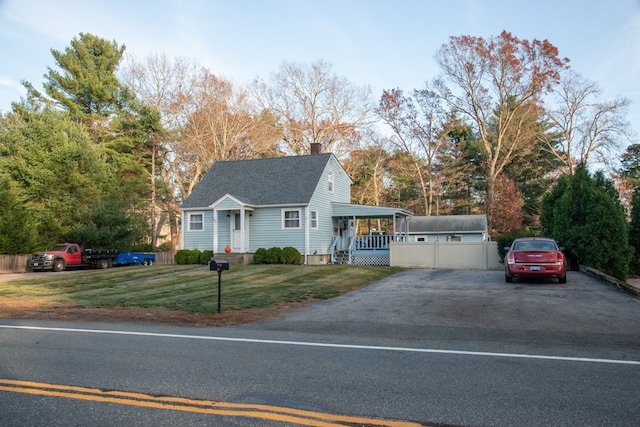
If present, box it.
[405,214,489,242]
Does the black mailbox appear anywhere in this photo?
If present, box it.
[210,259,229,271]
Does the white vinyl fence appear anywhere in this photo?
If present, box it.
[390,241,502,270]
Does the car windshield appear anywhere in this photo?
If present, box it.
[48,244,68,252]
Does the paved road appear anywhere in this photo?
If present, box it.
[1,269,639,426]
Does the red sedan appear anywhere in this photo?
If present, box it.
[504,237,567,283]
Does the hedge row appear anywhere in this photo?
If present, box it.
[253,246,301,264]
[174,247,302,265]
[174,249,213,265]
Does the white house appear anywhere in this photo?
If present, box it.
[181,151,412,265]
[405,214,489,242]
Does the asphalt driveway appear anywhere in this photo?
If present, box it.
[250,269,640,358]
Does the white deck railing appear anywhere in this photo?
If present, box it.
[353,234,392,250]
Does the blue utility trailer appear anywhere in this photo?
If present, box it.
[114,252,156,266]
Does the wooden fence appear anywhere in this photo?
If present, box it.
[0,255,32,273]
[0,252,175,274]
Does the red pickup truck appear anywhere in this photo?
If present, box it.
[29,243,120,272]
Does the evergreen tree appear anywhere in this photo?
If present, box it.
[628,189,640,274]
[43,33,126,128]
[66,200,149,250]
[0,99,149,250]
[19,33,165,248]
[620,144,640,274]
[0,175,40,254]
[541,165,631,280]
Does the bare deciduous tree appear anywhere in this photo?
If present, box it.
[121,53,200,249]
[542,70,633,174]
[251,60,374,157]
[178,71,279,197]
[122,55,282,249]
[343,138,391,207]
[377,87,449,215]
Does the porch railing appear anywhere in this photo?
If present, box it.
[330,235,340,263]
[353,234,392,250]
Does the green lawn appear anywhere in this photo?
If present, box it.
[0,264,402,314]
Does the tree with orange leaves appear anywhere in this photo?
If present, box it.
[434,31,568,229]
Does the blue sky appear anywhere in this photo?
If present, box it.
[1,0,639,142]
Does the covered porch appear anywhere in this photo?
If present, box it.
[330,203,413,265]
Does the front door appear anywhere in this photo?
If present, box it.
[232,213,242,252]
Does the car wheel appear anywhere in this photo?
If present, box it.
[505,274,513,283]
[97,259,109,269]
[53,259,65,272]
[559,275,567,284]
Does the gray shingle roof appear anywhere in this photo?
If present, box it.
[182,154,333,209]
[407,214,488,233]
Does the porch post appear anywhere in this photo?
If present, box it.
[213,209,218,252]
[392,214,397,237]
[240,207,246,253]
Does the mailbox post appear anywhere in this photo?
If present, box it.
[210,259,229,313]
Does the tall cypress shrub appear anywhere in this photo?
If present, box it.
[541,166,631,280]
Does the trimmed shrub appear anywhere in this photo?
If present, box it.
[188,249,202,264]
[265,247,282,264]
[174,249,191,265]
[281,246,301,265]
[200,250,213,265]
[253,248,267,264]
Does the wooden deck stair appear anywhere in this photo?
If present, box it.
[333,250,350,264]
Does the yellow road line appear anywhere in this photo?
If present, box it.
[0,379,424,427]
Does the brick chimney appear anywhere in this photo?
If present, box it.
[310,142,322,155]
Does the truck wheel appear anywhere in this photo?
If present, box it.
[143,259,154,266]
[53,259,65,272]
[97,259,109,269]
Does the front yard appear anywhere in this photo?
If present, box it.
[0,264,402,326]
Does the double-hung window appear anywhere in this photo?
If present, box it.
[282,209,301,229]
[188,212,204,231]
[310,211,318,229]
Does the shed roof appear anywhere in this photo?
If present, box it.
[182,154,335,209]
[407,214,488,234]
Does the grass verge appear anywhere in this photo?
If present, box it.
[0,264,402,325]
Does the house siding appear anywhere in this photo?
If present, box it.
[182,209,214,250]
[409,233,484,242]
[249,207,306,251]
[306,156,351,255]
[215,198,243,211]
[217,215,231,251]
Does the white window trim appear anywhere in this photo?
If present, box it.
[282,208,302,229]
[188,212,204,231]
[310,210,318,229]
[328,170,334,193]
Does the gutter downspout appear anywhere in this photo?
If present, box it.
[213,209,218,252]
